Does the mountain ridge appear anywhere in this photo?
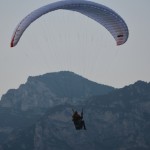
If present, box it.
[0,72,150,150]
[0,71,114,111]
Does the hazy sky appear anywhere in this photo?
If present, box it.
[0,0,150,97]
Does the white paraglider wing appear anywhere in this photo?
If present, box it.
[10,0,129,47]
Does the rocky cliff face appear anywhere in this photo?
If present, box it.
[0,71,114,148]
[0,71,114,111]
[27,81,150,150]
[0,80,150,150]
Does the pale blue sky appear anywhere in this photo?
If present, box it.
[0,0,150,97]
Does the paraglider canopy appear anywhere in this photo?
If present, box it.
[10,0,129,47]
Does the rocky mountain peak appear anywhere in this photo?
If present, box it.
[0,74,150,150]
[0,71,114,111]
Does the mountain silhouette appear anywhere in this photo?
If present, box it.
[0,72,150,150]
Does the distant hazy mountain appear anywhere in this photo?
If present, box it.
[0,78,150,150]
[0,71,114,111]
[0,71,114,147]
